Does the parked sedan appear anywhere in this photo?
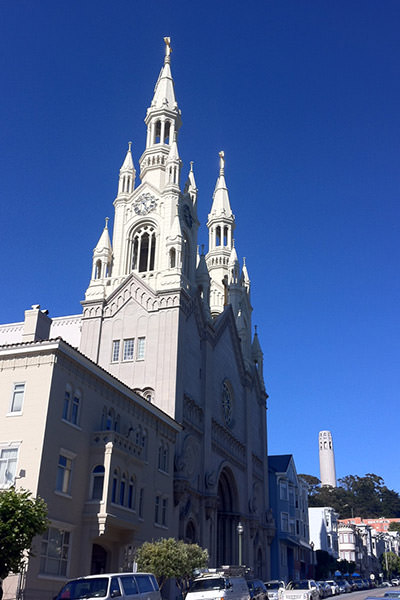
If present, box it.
[317,582,332,598]
[325,581,340,596]
[336,580,352,594]
[285,580,320,600]
[265,581,285,600]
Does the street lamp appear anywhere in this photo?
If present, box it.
[237,522,244,566]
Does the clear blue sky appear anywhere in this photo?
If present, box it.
[1,1,399,494]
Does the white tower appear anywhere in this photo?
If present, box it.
[319,430,337,487]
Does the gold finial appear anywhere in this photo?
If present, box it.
[219,150,225,175]
[164,37,172,62]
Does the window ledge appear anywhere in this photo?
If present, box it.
[61,419,82,431]
[54,490,72,499]
[6,411,23,417]
[38,574,69,581]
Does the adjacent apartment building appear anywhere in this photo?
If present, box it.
[268,455,311,582]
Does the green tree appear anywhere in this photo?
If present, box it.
[388,522,400,532]
[302,472,400,518]
[315,550,337,579]
[381,552,400,579]
[135,538,208,591]
[336,559,349,575]
[0,487,48,580]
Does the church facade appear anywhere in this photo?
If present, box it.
[0,39,274,598]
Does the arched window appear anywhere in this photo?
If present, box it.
[169,248,176,268]
[119,473,126,506]
[131,226,156,273]
[128,476,136,509]
[223,226,228,246]
[164,121,171,144]
[111,469,119,503]
[71,391,80,426]
[106,409,114,431]
[216,226,221,246]
[91,465,105,500]
[95,260,102,279]
[155,120,161,143]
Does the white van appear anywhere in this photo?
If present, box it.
[54,572,161,600]
[185,572,250,600]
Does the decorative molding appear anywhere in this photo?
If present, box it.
[183,395,204,431]
[211,418,245,467]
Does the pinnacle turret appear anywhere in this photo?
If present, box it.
[118,142,135,195]
[209,151,234,219]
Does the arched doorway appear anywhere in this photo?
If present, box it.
[217,468,239,566]
[91,543,108,574]
[185,520,196,544]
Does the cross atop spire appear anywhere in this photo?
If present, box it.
[219,150,225,176]
[164,36,172,63]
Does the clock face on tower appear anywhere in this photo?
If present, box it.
[134,192,157,215]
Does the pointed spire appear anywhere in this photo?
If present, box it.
[188,161,197,189]
[151,37,177,110]
[252,325,264,381]
[120,142,135,172]
[170,203,182,239]
[118,142,136,195]
[210,150,233,217]
[196,245,210,282]
[241,257,250,291]
[94,217,112,253]
[166,132,179,162]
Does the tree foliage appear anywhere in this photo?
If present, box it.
[135,538,208,591]
[381,552,400,578]
[336,559,356,576]
[300,473,400,518]
[315,550,337,579]
[388,522,400,532]
[0,487,49,580]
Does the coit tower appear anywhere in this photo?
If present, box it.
[319,430,337,487]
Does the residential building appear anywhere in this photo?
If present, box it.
[0,325,180,600]
[309,506,339,558]
[268,455,311,582]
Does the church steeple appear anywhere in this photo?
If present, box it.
[117,142,135,196]
[139,37,182,189]
[206,152,236,316]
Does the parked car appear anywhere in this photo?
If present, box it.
[186,572,250,600]
[247,580,268,600]
[317,582,332,598]
[391,580,400,587]
[325,581,340,596]
[284,580,320,600]
[384,593,400,598]
[264,581,285,600]
[336,580,352,594]
[54,572,161,600]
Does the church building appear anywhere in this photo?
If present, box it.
[0,39,274,599]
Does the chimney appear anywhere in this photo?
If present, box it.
[22,305,52,342]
